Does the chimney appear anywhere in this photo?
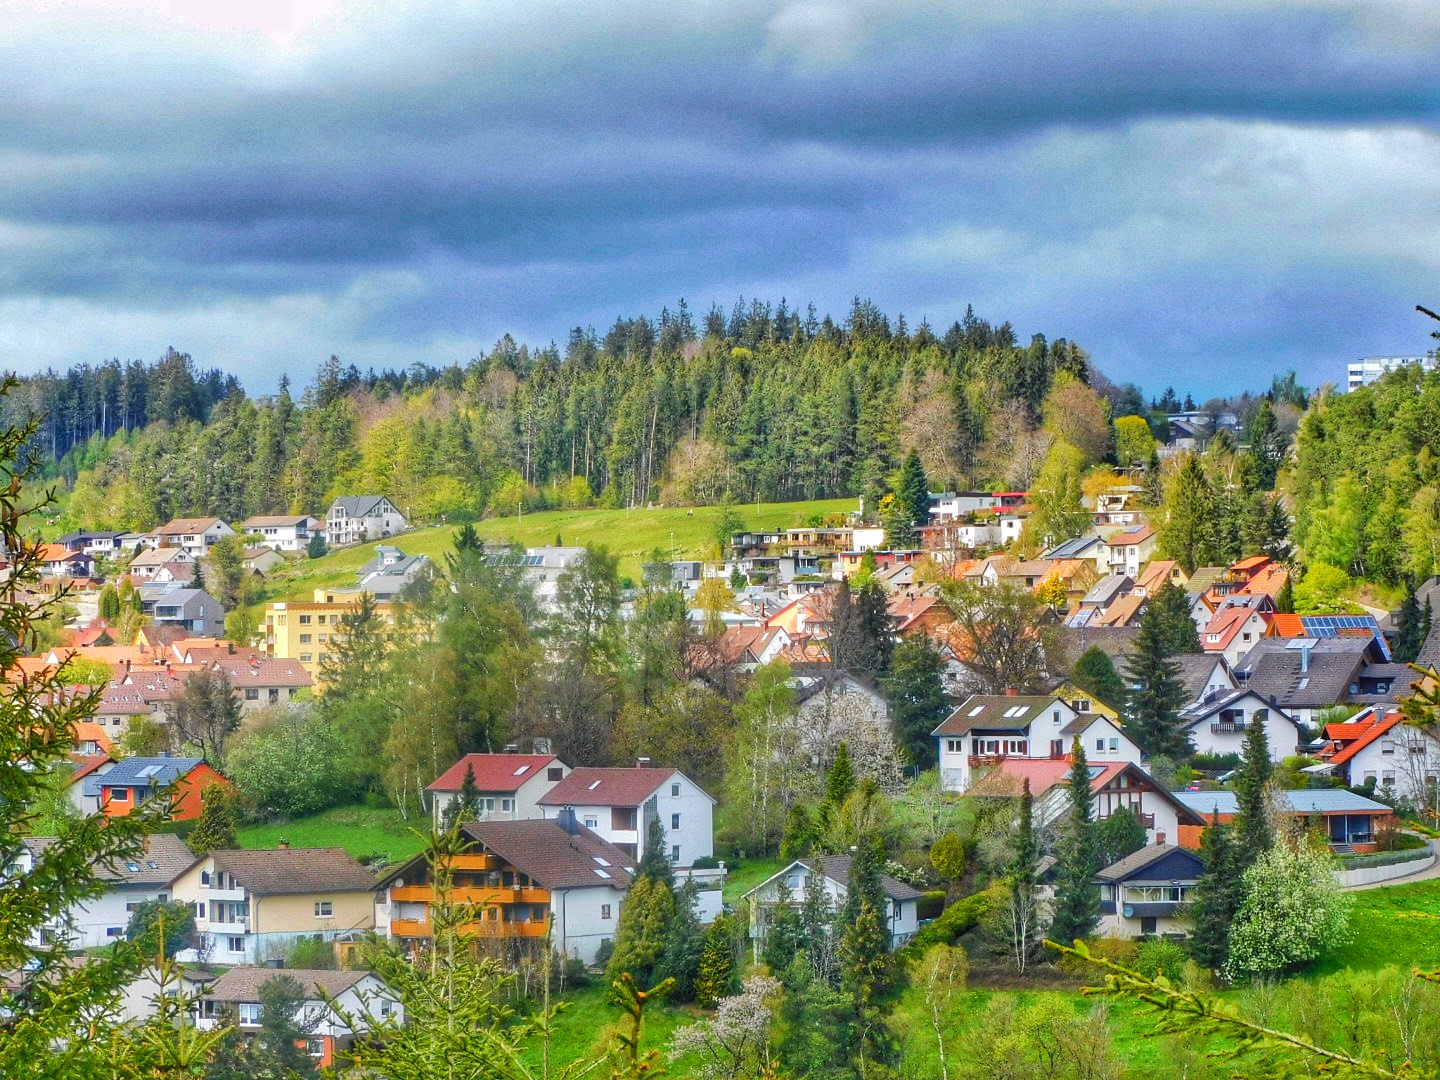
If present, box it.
[1004,687,1018,697]
[636,756,651,768]
[227,641,235,655]
[557,806,580,835]
[1300,645,1310,674]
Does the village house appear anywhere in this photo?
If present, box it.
[240,546,285,575]
[1312,706,1440,808]
[82,755,228,821]
[144,518,236,557]
[21,833,197,949]
[237,514,321,553]
[427,753,571,828]
[1235,636,1391,725]
[537,765,716,869]
[55,530,129,558]
[966,758,1206,845]
[1200,597,1275,667]
[36,543,94,580]
[353,545,432,599]
[140,586,225,637]
[126,546,195,581]
[1097,843,1207,939]
[1100,524,1157,579]
[170,847,376,964]
[325,495,408,548]
[743,854,924,951]
[376,816,646,964]
[934,694,1086,793]
[1178,689,1302,762]
[179,649,314,712]
[194,967,401,1068]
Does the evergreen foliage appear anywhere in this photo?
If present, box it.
[694,915,737,1007]
[188,783,238,856]
[884,634,948,769]
[606,875,677,990]
[440,763,482,831]
[1096,805,1147,867]
[1232,719,1275,870]
[1394,589,1427,665]
[825,742,857,808]
[1048,738,1101,946]
[1124,600,1194,761]
[1147,581,1202,655]
[1187,812,1239,971]
[761,881,807,973]
[636,815,676,892]
[1158,454,1218,573]
[124,899,196,960]
[1071,646,1127,713]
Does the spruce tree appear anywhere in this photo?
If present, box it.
[1003,778,1042,971]
[253,974,320,1080]
[1232,718,1274,872]
[826,742,857,808]
[883,634,947,768]
[636,815,675,891]
[1048,738,1101,946]
[1187,811,1238,971]
[1148,581,1201,655]
[1096,805,1147,867]
[762,881,807,973]
[606,875,676,989]
[1274,572,1295,614]
[1072,645,1127,713]
[1394,590,1425,665]
[1124,609,1193,762]
[188,783,238,857]
[693,915,736,1007]
[1158,453,1217,574]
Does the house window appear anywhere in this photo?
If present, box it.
[583,816,598,829]
[946,739,962,754]
[1095,738,1105,753]
[1382,741,1395,755]
[299,634,312,643]
[315,901,333,918]
[110,788,129,801]
[107,926,123,937]
[228,936,246,954]
[671,813,681,830]
[1052,710,1060,723]
[300,653,313,662]
[548,767,564,781]
[244,688,259,700]
[1109,738,1118,752]
[194,902,205,919]
[671,844,680,862]
[671,783,681,796]
[601,904,612,920]
[1076,699,1091,713]
[501,798,514,813]
[299,615,312,625]
[238,1003,262,1024]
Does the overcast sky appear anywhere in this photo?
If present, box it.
[3,0,1438,397]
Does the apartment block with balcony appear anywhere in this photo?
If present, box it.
[376,817,635,964]
[1178,688,1301,760]
[169,847,376,963]
[261,592,393,678]
[932,693,1082,794]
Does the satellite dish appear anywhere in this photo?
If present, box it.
[394,878,405,889]
[1122,904,1135,918]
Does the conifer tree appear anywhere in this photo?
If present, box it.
[1124,604,1193,761]
[1394,589,1426,665]
[636,815,676,894]
[1274,572,1295,614]
[441,762,482,831]
[606,875,676,990]
[694,915,736,1007]
[1002,778,1042,972]
[1072,646,1127,713]
[1187,811,1238,971]
[188,782,238,856]
[1148,581,1201,655]
[762,881,807,973]
[1232,718,1274,872]
[1158,453,1217,573]
[1048,738,1101,946]
[883,634,947,768]
[826,742,857,808]
[1096,805,1147,867]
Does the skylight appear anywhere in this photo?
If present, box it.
[512,765,531,776]
[967,706,984,717]
[593,856,610,867]
[1003,706,1027,718]
[587,780,602,791]
[593,868,611,879]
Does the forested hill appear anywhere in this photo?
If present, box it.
[35,299,1109,530]
[1288,363,1440,587]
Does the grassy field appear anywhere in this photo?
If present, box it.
[234,805,425,865]
[249,497,854,606]
[1314,876,1440,975]
[518,983,705,1075]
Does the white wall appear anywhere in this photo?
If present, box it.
[1186,701,1299,762]
[56,887,172,950]
[551,884,627,964]
[747,863,917,949]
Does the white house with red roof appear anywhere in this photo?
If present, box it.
[1315,706,1440,804]
[426,753,571,828]
[966,757,1206,845]
[1200,600,1274,667]
[1101,524,1156,579]
[538,765,715,868]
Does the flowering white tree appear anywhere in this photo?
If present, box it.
[668,973,782,1080]
[1226,835,1353,980]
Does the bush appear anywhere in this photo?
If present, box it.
[902,886,998,955]
[1058,936,1137,977]
[1190,753,1241,774]
[225,707,351,819]
[1135,938,1188,983]
[690,855,721,870]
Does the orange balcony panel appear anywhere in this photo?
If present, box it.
[443,854,498,871]
[390,885,434,902]
[390,918,432,937]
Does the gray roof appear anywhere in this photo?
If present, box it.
[1172,789,1392,816]
[1082,574,1133,607]
[210,848,378,895]
[1095,843,1204,884]
[1235,637,1371,708]
[1179,688,1289,726]
[82,756,204,796]
[1171,654,1231,703]
[205,966,371,1003]
[25,833,197,888]
[742,855,924,903]
[331,495,391,517]
[1045,537,1102,560]
[463,819,636,890]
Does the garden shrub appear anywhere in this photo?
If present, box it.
[1135,937,1188,983]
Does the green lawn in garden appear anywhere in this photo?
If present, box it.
[518,983,705,1075]
[234,805,426,866]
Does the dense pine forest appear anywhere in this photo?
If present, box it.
[28,299,1111,530]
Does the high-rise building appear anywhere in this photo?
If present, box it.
[1346,355,1434,392]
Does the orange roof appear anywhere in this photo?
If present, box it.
[967,758,1129,798]
[37,543,83,563]
[1269,613,1304,637]
[1323,710,1404,768]
[1238,563,1289,598]
[70,720,113,753]
[1231,555,1273,573]
[68,754,114,785]
[1094,592,1146,627]
[1201,606,1263,650]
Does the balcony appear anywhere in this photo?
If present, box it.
[389,885,550,906]
[1210,722,1248,734]
[389,916,550,940]
[205,918,248,935]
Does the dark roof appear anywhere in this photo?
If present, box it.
[538,767,673,807]
[1179,688,1293,727]
[1081,575,1133,607]
[331,495,391,517]
[1235,637,1371,708]
[462,819,635,890]
[82,756,204,796]
[205,966,371,1003]
[1096,844,1205,884]
[1416,608,1440,672]
[1045,537,1101,560]
[209,848,377,895]
[1171,654,1229,703]
[802,855,925,902]
[932,695,1061,737]
[25,833,196,888]
[427,754,562,793]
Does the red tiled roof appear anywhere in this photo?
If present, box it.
[1269,613,1304,637]
[1322,710,1404,767]
[1202,606,1264,650]
[1231,555,1272,573]
[427,753,562,793]
[967,758,1128,797]
[538,766,676,807]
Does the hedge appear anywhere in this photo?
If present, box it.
[1338,844,1434,871]
[901,886,998,956]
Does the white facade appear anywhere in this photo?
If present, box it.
[1070,715,1144,768]
[935,697,1081,794]
[549,882,631,963]
[1182,692,1301,761]
[744,859,920,950]
[240,516,320,553]
[429,762,570,829]
[542,770,715,868]
[850,526,887,552]
[144,519,236,557]
[1345,725,1440,805]
[1203,609,1271,667]
[326,496,409,548]
[1347,355,1435,392]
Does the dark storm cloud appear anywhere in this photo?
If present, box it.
[0,1,1437,392]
